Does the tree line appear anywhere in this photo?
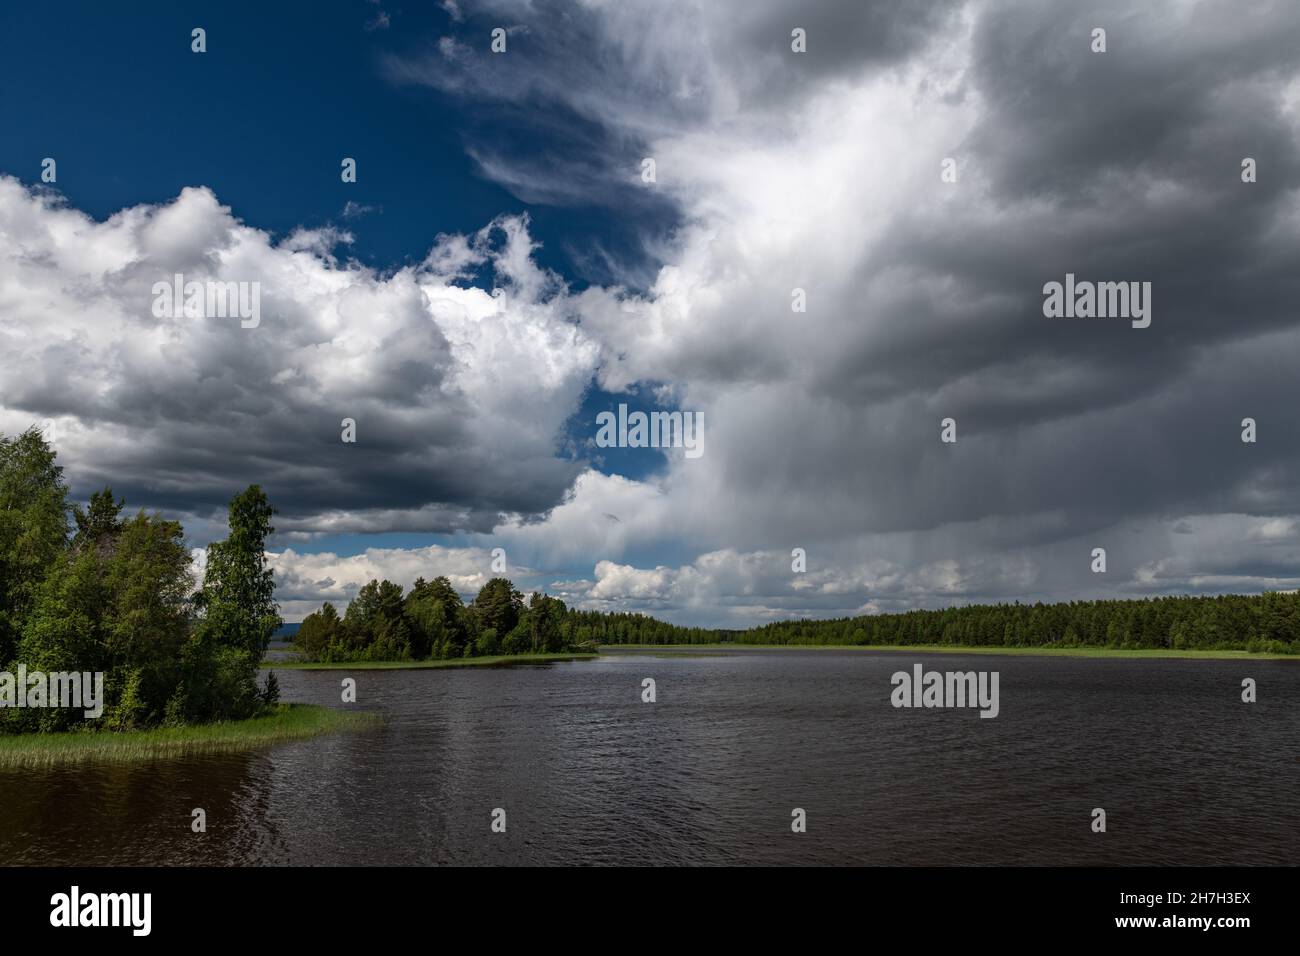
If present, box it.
[297,581,1300,662]
[294,577,582,661]
[591,593,1300,654]
[0,428,281,733]
[294,591,723,663]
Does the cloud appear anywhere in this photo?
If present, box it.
[268,542,517,621]
[371,0,1300,618]
[0,179,600,539]
[9,0,1300,625]
[340,200,378,220]
[263,504,1300,625]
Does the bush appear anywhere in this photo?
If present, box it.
[261,670,280,707]
[476,628,500,656]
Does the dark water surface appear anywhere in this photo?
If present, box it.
[2,650,1297,865]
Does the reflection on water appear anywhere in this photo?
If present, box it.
[2,650,1296,865]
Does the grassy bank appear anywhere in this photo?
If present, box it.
[263,652,599,670]
[597,644,1296,660]
[0,704,377,770]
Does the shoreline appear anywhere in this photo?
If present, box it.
[263,652,599,670]
[0,704,377,770]
[594,644,1296,660]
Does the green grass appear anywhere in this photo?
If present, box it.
[263,652,599,670]
[597,643,1295,660]
[0,704,378,770]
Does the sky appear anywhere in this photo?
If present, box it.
[2,0,1300,625]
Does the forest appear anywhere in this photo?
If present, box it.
[297,581,1300,662]
[293,577,583,661]
[0,427,280,733]
[586,592,1300,654]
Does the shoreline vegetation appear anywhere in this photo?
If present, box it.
[0,704,376,769]
[264,652,597,670]
[290,576,1300,665]
[2,429,289,741]
[291,576,588,663]
[0,429,595,767]
[1,428,370,768]
[262,644,1295,667]
[595,644,1294,660]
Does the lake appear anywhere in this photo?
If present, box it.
[2,649,1296,865]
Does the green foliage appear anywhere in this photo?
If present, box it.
[475,628,500,656]
[293,575,1299,663]
[294,601,340,661]
[0,704,375,769]
[261,670,280,707]
[470,578,523,637]
[293,576,580,663]
[72,487,124,551]
[408,575,469,658]
[103,513,192,715]
[194,485,281,659]
[176,642,263,723]
[0,430,285,734]
[107,668,146,732]
[0,428,70,664]
[184,486,282,721]
[522,591,567,653]
[6,508,194,732]
[587,592,1300,653]
[562,608,720,647]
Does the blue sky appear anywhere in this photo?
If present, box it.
[0,1,646,276]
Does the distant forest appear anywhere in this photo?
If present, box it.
[299,578,1300,661]
[578,592,1300,654]
[592,595,1300,655]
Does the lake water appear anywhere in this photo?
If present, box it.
[2,649,1296,865]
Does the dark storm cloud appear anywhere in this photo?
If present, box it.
[968,0,1300,202]
[668,0,1300,557]
[872,0,1300,533]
